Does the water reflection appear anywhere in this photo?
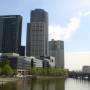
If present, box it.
[0,82,16,90]
[65,78,90,90]
[29,79,65,90]
[1,78,90,90]
[0,79,65,90]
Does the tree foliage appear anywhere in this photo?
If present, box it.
[30,68,68,76]
[2,64,14,76]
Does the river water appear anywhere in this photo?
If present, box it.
[0,78,90,90]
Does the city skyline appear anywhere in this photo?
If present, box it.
[0,0,90,70]
[0,0,89,52]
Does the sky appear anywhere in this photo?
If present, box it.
[0,0,90,70]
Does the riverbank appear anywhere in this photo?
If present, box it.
[0,77,18,85]
[0,75,67,84]
[16,75,68,80]
[36,76,67,80]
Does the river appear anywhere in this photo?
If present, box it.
[0,78,90,90]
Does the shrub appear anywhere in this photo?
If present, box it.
[30,68,68,76]
[2,64,14,76]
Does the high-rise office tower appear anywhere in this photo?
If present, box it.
[26,9,48,57]
[0,15,22,54]
[26,23,30,56]
[49,39,64,68]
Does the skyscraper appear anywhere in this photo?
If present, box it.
[26,23,30,56]
[0,15,22,54]
[26,9,48,57]
[49,39,64,68]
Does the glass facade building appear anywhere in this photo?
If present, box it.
[0,55,31,70]
[0,15,22,53]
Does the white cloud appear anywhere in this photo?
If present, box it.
[80,0,90,8]
[49,16,80,40]
[69,0,90,18]
[83,11,90,16]
[49,10,90,41]
[78,11,90,17]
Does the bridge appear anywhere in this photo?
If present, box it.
[69,71,90,79]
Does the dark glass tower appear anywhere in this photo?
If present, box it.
[0,15,22,53]
[26,23,30,56]
[26,9,48,57]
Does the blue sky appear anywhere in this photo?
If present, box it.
[1,0,90,70]
[0,0,89,52]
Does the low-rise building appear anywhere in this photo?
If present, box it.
[27,56,43,67]
[0,53,31,75]
[40,56,55,68]
[82,66,90,73]
[0,53,55,75]
[28,56,55,68]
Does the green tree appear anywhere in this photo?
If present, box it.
[2,64,14,76]
[30,68,68,76]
